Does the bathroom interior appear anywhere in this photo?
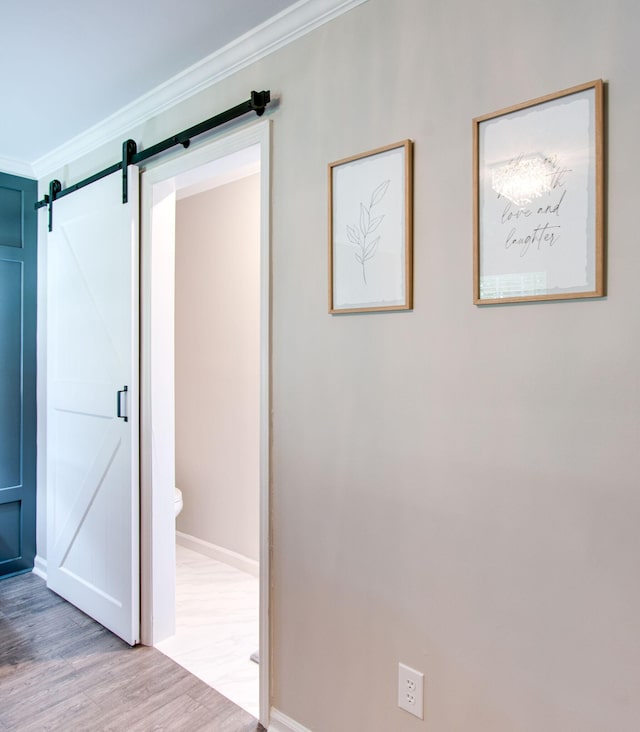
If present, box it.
[155,163,261,719]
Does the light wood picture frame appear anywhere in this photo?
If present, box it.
[329,140,413,313]
[473,80,604,304]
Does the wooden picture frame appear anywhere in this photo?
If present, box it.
[329,140,413,313]
[473,80,604,304]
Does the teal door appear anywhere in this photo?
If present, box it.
[0,171,37,578]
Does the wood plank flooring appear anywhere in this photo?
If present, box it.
[0,572,265,732]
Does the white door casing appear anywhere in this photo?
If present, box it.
[140,120,271,724]
[46,168,139,645]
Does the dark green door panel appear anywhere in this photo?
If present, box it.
[0,172,37,578]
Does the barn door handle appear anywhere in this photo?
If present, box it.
[117,386,128,422]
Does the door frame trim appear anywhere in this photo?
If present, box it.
[139,119,271,725]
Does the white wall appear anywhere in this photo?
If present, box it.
[37,1,640,730]
[174,175,260,561]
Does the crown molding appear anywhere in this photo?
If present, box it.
[32,0,368,179]
[0,156,35,179]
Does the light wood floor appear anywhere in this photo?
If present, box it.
[0,572,265,732]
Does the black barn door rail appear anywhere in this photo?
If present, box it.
[36,90,271,231]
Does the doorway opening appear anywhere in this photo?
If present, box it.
[139,122,271,725]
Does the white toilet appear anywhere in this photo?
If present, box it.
[174,487,183,517]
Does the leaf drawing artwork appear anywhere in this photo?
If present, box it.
[329,139,412,313]
[346,180,390,284]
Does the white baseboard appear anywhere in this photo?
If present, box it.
[269,709,313,732]
[176,531,259,577]
[32,555,48,581]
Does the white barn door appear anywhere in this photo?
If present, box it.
[46,168,139,645]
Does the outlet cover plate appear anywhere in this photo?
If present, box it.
[398,662,424,719]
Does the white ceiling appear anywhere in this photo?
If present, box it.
[0,0,304,171]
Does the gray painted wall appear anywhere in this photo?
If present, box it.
[38,1,640,729]
[175,176,260,561]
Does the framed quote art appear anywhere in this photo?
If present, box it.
[473,80,604,304]
[329,140,413,313]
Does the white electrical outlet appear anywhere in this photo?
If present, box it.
[398,662,424,719]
